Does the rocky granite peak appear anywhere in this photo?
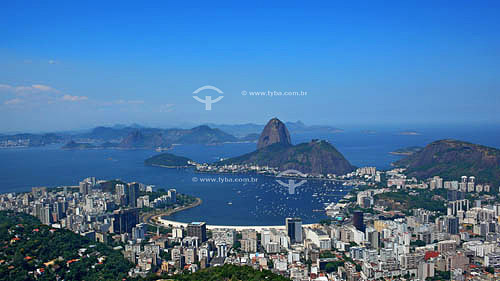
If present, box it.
[257,118,292,150]
[219,118,355,175]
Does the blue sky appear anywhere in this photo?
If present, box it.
[1,1,499,132]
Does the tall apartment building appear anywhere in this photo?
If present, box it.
[187,222,207,242]
[112,208,139,234]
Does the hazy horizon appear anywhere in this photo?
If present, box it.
[2,119,499,135]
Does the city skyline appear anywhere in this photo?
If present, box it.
[1,1,500,132]
[2,2,500,280]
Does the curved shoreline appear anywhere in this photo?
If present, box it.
[155,218,319,232]
[143,197,320,231]
[165,197,203,216]
[141,197,202,225]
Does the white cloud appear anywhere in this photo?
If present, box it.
[14,84,58,94]
[32,84,55,91]
[1,83,149,110]
[62,94,88,102]
[159,103,175,113]
[104,99,145,106]
[14,86,34,92]
[48,60,58,64]
[0,84,13,91]
[1,83,88,106]
[4,98,23,105]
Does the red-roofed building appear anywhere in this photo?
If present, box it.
[425,251,440,261]
[66,258,80,266]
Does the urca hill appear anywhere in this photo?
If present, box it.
[394,139,500,187]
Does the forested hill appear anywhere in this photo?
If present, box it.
[0,211,290,281]
[167,264,291,281]
[394,139,500,187]
[0,211,133,281]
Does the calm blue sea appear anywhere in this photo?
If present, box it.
[1,125,499,225]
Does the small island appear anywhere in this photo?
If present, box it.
[390,146,423,156]
[62,140,98,150]
[62,140,120,150]
[144,152,193,168]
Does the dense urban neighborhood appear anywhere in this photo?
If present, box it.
[1,166,500,280]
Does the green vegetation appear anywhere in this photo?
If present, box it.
[144,264,290,281]
[144,224,171,235]
[351,206,376,214]
[141,189,196,207]
[319,251,336,258]
[426,270,450,280]
[325,261,344,273]
[144,152,192,167]
[0,211,133,281]
[374,189,447,214]
[390,146,423,155]
[233,241,241,250]
[410,240,426,247]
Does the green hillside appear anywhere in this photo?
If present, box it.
[0,211,133,281]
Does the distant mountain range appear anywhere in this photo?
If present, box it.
[1,120,342,149]
[69,125,251,149]
[394,139,500,187]
[205,120,343,137]
[1,125,259,149]
[218,118,354,175]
